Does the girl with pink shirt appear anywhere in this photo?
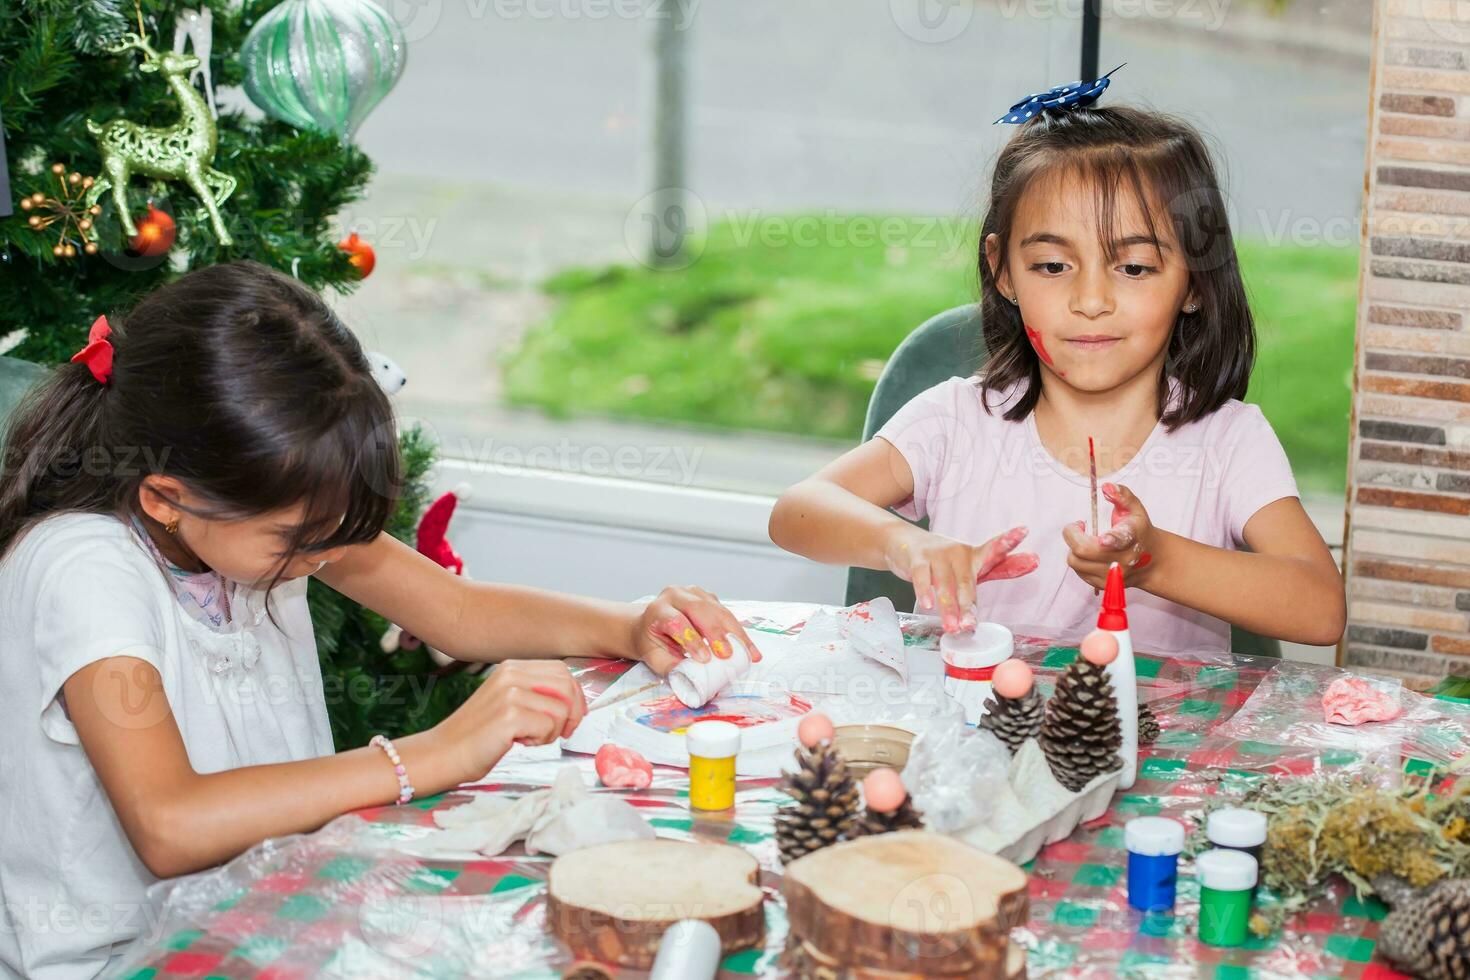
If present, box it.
[770,91,1345,655]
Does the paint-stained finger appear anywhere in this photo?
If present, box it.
[680,602,756,662]
[974,525,1028,580]
[1098,522,1137,550]
[955,554,977,628]
[979,552,1039,582]
[1062,522,1108,560]
[655,614,712,663]
[931,562,960,633]
[911,562,935,614]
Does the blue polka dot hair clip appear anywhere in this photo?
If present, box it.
[994,63,1127,125]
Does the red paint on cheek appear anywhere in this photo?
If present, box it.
[1023,323,1053,365]
[1135,553,1153,569]
[1024,323,1066,377]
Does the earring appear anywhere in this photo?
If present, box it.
[1184,304,1199,314]
[1006,293,1019,305]
[165,518,179,535]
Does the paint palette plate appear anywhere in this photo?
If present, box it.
[610,686,814,763]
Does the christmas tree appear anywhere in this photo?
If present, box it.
[0,0,479,747]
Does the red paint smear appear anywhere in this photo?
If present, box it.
[1024,323,1065,376]
[1135,552,1152,569]
[1023,323,1053,365]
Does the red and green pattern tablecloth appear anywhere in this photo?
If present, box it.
[116,601,1435,980]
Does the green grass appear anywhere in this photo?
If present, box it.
[502,216,1356,494]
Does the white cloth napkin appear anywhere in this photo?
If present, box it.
[403,767,654,859]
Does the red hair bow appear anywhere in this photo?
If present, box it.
[70,314,114,385]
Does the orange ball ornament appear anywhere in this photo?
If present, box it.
[128,203,175,258]
[863,768,907,814]
[1080,629,1119,666]
[992,659,1034,699]
[797,712,835,749]
[339,231,375,278]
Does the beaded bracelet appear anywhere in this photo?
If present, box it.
[369,734,415,805]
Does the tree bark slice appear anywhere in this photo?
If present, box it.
[781,831,1028,978]
[545,839,765,969]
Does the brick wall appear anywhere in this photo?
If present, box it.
[1343,0,1470,686]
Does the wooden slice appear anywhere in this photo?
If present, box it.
[781,831,1028,978]
[784,936,1027,980]
[545,839,765,969]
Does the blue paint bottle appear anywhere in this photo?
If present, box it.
[1125,816,1185,912]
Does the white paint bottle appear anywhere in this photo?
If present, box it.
[939,622,1014,725]
[1098,561,1138,790]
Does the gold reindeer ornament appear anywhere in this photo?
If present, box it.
[84,32,236,247]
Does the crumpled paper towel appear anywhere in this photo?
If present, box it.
[1323,676,1404,726]
[795,596,909,684]
[405,767,654,858]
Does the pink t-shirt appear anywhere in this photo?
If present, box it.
[876,376,1300,654]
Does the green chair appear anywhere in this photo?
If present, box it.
[0,355,47,445]
[843,304,1281,659]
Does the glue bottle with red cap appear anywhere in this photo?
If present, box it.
[1098,561,1138,789]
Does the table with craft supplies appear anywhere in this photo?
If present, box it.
[113,600,1467,980]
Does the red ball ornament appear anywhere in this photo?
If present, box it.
[338,231,375,278]
[128,203,175,257]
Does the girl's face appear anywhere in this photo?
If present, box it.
[139,478,349,586]
[986,169,1196,394]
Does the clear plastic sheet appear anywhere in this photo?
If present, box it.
[119,816,573,979]
[1211,659,1470,769]
[114,605,1447,979]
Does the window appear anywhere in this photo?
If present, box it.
[338,0,1366,512]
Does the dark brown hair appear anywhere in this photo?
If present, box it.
[977,104,1254,429]
[0,260,401,590]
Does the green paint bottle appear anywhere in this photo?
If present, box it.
[1196,848,1257,947]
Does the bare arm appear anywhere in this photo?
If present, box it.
[1064,491,1346,646]
[770,439,1037,632]
[63,654,585,879]
[315,532,760,671]
[1149,498,1346,646]
[769,437,920,570]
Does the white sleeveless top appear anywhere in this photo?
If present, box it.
[0,512,334,979]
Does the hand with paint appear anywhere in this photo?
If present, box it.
[882,524,1039,633]
[633,585,763,677]
[1062,482,1156,589]
[435,659,588,777]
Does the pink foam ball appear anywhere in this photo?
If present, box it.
[1080,629,1119,666]
[992,659,1033,699]
[797,712,835,748]
[864,768,908,814]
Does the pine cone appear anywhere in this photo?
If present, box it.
[1381,878,1470,980]
[849,795,926,838]
[1038,656,1124,792]
[978,686,1045,755]
[775,742,861,864]
[1138,701,1161,745]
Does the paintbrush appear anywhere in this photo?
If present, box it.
[588,679,665,713]
[1088,436,1100,596]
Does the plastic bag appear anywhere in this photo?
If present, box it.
[900,723,1011,832]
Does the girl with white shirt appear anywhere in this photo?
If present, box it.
[0,260,756,978]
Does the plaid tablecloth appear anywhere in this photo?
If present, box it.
[116,601,1432,980]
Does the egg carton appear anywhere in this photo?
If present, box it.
[953,738,1122,866]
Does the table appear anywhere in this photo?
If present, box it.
[116,601,1428,979]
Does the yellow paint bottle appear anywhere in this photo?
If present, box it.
[687,720,741,811]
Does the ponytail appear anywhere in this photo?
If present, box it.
[0,355,126,560]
